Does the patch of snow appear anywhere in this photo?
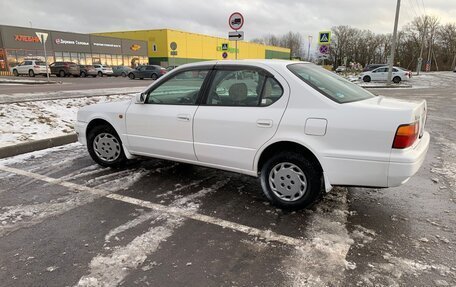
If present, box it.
[0,95,131,148]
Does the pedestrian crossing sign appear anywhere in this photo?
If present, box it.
[318,31,331,44]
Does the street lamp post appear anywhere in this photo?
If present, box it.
[387,0,401,85]
[307,35,313,62]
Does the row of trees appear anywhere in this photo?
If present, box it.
[250,16,456,71]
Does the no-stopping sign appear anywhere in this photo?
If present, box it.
[229,12,244,30]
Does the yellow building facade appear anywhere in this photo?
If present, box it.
[93,29,290,66]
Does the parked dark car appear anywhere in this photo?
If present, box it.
[49,62,80,77]
[78,65,98,77]
[363,64,387,72]
[112,66,133,77]
[128,65,166,80]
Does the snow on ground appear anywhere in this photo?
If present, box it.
[349,71,455,89]
[0,95,132,148]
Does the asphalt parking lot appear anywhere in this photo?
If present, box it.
[0,72,455,286]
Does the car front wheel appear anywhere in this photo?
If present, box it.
[13,69,19,76]
[87,124,127,167]
[260,152,322,210]
[128,73,135,79]
[362,75,371,82]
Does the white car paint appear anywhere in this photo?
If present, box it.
[76,60,429,193]
[93,64,114,76]
[360,66,411,82]
[11,60,48,76]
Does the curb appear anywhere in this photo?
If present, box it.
[0,79,59,85]
[362,84,412,89]
[0,134,77,159]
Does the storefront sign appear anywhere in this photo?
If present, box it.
[93,42,121,48]
[15,35,40,43]
[54,38,89,46]
[216,45,239,53]
[130,44,141,51]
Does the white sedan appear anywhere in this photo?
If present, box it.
[360,66,411,83]
[76,60,429,210]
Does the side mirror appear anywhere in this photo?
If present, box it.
[135,92,146,104]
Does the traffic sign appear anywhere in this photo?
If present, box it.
[318,31,331,44]
[319,45,329,54]
[222,52,228,59]
[221,43,229,51]
[170,42,177,51]
[229,31,244,41]
[35,32,48,43]
[229,12,244,30]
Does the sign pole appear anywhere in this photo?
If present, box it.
[42,35,50,83]
[235,40,238,60]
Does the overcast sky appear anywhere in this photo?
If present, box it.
[1,0,455,42]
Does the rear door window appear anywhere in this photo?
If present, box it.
[205,67,283,107]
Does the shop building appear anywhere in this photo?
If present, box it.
[0,25,148,74]
[93,29,291,67]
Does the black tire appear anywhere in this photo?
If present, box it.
[97,71,103,77]
[87,124,127,168]
[13,69,19,76]
[393,76,401,83]
[121,72,126,77]
[128,73,135,79]
[92,75,97,78]
[362,75,371,82]
[260,152,322,210]
[150,73,158,80]
[29,70,35,77]
[81,71,87,77]
[59,70,66,77]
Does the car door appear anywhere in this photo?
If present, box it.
[373,67,387,81]
[193,64,289,171]
[125,66,212,161]
[18,61,29,74]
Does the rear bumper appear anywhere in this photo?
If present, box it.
[387,131,430,186]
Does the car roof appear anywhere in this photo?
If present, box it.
[176,59,307,70]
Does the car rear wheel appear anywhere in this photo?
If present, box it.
[80,71,87,77]
[393,76,401,84]
[13,69,19,76]
[98,71,103,77]
[59,70,66,77]
[151,73,158,80]
[260,152,322,210]
[128,73,135,79]
[28,70,35,77]
[121,72,126,77]
[362,75,371,82]
[87,124,127,167]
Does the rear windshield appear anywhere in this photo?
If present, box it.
[36,61,46,66]
[288,63,374,103]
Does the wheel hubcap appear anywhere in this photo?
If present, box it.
[269,162,307,202]
[93,133,121,162]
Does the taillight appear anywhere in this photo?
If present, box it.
[64,63,69,67]
[34,65,40,68]
[160,69,166,74]
[392,122,419,149]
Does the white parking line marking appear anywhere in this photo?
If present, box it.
[0,165,304,247]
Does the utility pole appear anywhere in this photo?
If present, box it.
[307,35,313,62]
[426,27,434,72]
[416,17,428,75]
[387,0,401,85]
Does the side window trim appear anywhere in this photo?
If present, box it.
[144,66,214,106]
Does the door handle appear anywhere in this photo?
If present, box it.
[256,119,273,128]
[177,114,191,121]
